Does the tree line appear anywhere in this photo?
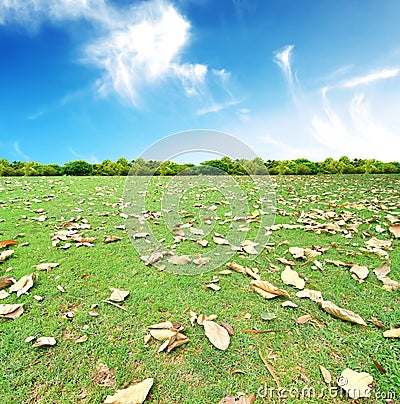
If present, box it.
[0,156,399,176]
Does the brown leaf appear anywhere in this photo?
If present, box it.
[103,235,122,244]
[34,262,60,272]
[109,288,129,302]
[203,320,230,350]
[0,303,24,319]
[148,321,174,329]
[296,289,323,303]
[219,393,255,404]
[251,280,289,299]
[281,266,305,289]
[389,224,400,238]
[373,262,400,290]
[76,335,88,343]
[241,240,258,255]
[0,240,18,249]
[9,273,37,297]
[319,365,332,383]
[33,336,56,348]
[321,301,367,325]
[350,264,369,280]
[167,255,191,265]
[220,322,235,335]
[372,360,386,374]
[149,329,177,341]
[213,236,230,245]
[0,276,16,291]
[289,247,305,259]
[104,378,154,404]
[0,249,14,263]
[281,300,298,308]
[94,363,116,387]
[338,368,373,399]
[383,328,400,338]
[296,314,312,324]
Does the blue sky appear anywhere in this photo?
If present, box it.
[0,0,399,164]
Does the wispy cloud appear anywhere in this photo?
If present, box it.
[69,147,99,163]
[0,0,235,111]
[13,141,30,160]
[196,99,240,115]
[274,45,295,88]
[340,67,400,88]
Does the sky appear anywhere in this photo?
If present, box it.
[0,0,400,164]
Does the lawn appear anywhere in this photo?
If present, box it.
[0,174,399,403]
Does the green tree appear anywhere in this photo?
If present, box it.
[63,160,93,176]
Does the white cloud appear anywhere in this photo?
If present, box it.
[1,0,234,109]
[69,146,99,163]
[340,68,400,88]
[274,45,295,88]
[196,99,239,115]
[13,141,30,160]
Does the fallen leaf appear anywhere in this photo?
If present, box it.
[241,240,258,255]
[321,301,367,325]
[319,365,332,384]
[389,224,400,238]
[219,393,255,404]
[76,335,88,343]
[296,314,312,324]
[0,249,14,263]
[148,321,174,329]
[33,337,56,348]
[109,288,129,302]
[9,273,37,297]
[213,236,230,245]
[34,262,60,272]
[103,235,121,243]
[0,240,18,249]
[338,368,373,399]
[94,363,116,387]
[57,285,66,293]
[0,303,24,319]
[167,255,191,265]
[197,238,208,247]
[149,329,177,341]
[281,266,305,289]
[251,280,289,299]
[104,378,154,404]
[262,312,276,321]
[203,320,230,350]
[0,276,16,290]
[220,322,234,335]
[0,290,10,299]
[189,311,197,326]
[24,336,35,343]
[207,283,221,291]
[296,289,323,303]
[372,360,386,374]
[350,264,369,280]
[289,247,305,259]
[193,257,210,266]
[190,227,204,236]
[383,328,400,338]
[281,300,298,308]
[373,262,400,291]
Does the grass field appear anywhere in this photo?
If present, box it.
[0,174,399,403]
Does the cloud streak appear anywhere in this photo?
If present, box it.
[0,0,235,111]
[340,68,400,88]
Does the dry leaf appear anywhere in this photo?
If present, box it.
[190,227,204,236]
[149,329,177,341]
[94,363,116,387]
[197,238,208,247]
[193,257,210,266]
[296,289,323,303]
[207,283,221,291]
[296,314,312,324]
[0,290,10,299]
[76,335,88,343]
[25,336,35,343]
[103,235,121,243]
[203,320,230,350]
[281,300,298,308]
[373,262,400,291]
[338,368,373,399]
[104,378,154,404]
[319,365,332,383]
[33,337,56,348]
[389,224,400,238]
[167,255,191,265]
[289,247,305,259]
[213,236,230,245]
[220,322,235,335]
[251,280,289,299]
[350,264,369,280]
[109,288,129,302]
[9,273,37,297]
[34,262,59,272]
[57,285,66,293]
[219,393,255,404]
[0,240,18,249]
[0,276,16,290]
[0,303,24,319]
[321,301,367,325]
[281,266,305,289]
[383,328,400,338]
[148,321,174,329]
[0,249,14,263]
[241,240,258,255]
[190,311,197,326]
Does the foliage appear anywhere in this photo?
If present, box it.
[0,156,399,176]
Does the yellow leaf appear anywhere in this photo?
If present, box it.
[203,320,230,350]
[104,378,154,404]
[251,280,289,299]
[109,288,130,302]
[321,301,367,325]
[149,329,177,341]
[281,266,305,289]
[383,328,400,338]
[338,368,373,399]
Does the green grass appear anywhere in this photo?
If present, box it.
[0,174,399,403]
